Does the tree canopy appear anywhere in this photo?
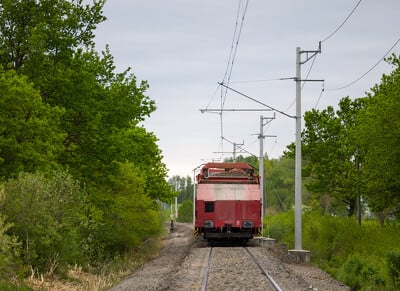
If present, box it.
[0,68,65,180]
[0,0,174,276]
[296,54,400,221]
[357,54,400,216]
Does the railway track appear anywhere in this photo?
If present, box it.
[111,224,349,291]
[201,246,283,291]
[244,247,283,291]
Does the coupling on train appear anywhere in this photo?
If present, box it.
[194,162,262,243]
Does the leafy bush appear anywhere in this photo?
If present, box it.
[0,212,20,279]
[303,213,362,263]
[337,254,385,290]
[387,249,400,287]
[265,210,294,246]
[96,162,164,258]
[177,200,193,223]
[267,211,400,290]
[1,171,87,274]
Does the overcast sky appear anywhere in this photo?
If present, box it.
[93,0,400,177]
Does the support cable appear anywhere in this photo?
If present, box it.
[326,36,400,91]
[314,82,325,108]
[217,0,250,161]
[221,0,242,87]
[219,82,295,119]
[223,137,257,158]
[321,0,362,43]
[204,83,222,111]
[222,0,249,108]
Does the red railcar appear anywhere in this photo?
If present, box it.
[194,162,262,243]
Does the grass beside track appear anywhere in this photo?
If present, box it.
[25,226,169,291]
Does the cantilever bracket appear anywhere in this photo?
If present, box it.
[300,41,321,65]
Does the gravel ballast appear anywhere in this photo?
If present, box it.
[109,223,349,291]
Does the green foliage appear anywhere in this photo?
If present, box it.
[294,54,400,219]
[304,213,363,262]
[0,0,191,286]
[93,162,164,258]
[0,281,31,291]
[269,211,400,290]
[1,171,87,274]
[357,54,400,216]
[177,200,194,223]
[0,210,21,279]
[266,157,295,212]
[225,155,296,213]
[265,211,294,246]
[0,68,65,180]
[169,175,194,203]
[337,254,385,290]
[0,0,173,263]
[301,97,365,217]
[0,0,106,72]
[387,249,400,287]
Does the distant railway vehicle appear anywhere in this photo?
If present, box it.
[194,162,262,243]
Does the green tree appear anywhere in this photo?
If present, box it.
[266,157,295,212]
[177,200,193,223]
[0,0,106,72]
[301,97,365,217]
[224,155,295,213]
[0,68,65,180]
[0,0,170,201]
[98,162,164,256]
[169,175,194,203]
[0,0,174,265]
[108,127,174,202]
[357,54,400,220]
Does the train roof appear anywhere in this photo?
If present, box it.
[197,162,259,184]
[200,162,254,171]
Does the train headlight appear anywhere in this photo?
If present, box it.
[204,220,214,228]
[242,221,253,228]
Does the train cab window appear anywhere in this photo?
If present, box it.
[205,202,214,213]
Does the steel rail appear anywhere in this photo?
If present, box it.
[200,247,213,291]
[245,247,283,291]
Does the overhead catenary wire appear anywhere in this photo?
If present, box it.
[219,82,295,119]
[221,0,250,107]
[326,36,400,91]
[204,83,223,112]
[221,1,244,89]
[230,1,361,87]
[300,0,361,109]
[213,0,249,161]
[204,1,249,111]
[216,0,362,115]
[314,82,325,108]
[321,0,362,43]
[222,137,257,158]
[202,0,391,163]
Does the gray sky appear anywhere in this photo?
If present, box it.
[93,1,400,177]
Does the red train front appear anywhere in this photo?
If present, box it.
[194,162,262,243]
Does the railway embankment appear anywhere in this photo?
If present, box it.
[109,223,349,291]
